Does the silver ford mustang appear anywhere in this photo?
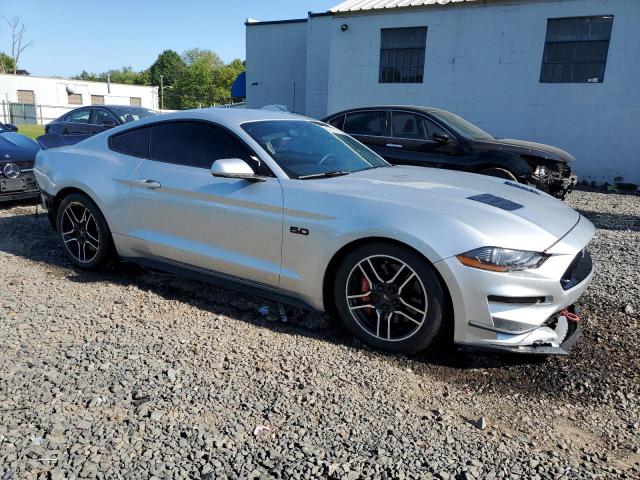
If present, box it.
[34,109,594,355]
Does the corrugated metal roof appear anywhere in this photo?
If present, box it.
[330,0,479,13]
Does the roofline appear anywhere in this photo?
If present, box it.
[323,105,442,118]
[309,11,333,18]
[245,18,308,26]
[0,72,157,90]
[329,0,520,16]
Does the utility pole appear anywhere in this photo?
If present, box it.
[160,74,164,110]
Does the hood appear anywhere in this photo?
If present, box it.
[478,138,575,163]
[0,132,40,163]
[300,166,581,254]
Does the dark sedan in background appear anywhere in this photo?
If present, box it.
[0,123,40,202]
[45,105,157,136]
[323,106,577,198]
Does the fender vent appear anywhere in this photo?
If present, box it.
[468,193,523,211]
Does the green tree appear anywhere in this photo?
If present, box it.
[148,50,186,109]
[182,48,224,69]
[73,66,148,85]
[148,49,185,86]
[0,52,16,74]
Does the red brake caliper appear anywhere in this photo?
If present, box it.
[361,275,373,314]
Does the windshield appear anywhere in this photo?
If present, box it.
[110,107,157,124]
[241,120,389,179]
[430,110,494,141]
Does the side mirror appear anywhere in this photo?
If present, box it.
[432,132,451,143]
[211,158,266,182]
[102,119,117,127]
[6,123,18,132]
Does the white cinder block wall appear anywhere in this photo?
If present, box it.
[245,20,308,114]
[305,14,332,119]
[326,0,640,184]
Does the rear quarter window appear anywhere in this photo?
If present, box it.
[108,126,152,158]
[327,115,345,130]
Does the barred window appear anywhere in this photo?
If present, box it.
[540,16,613,83]
[379,27,427,84]
[130,97,142,106]
[91,95,105,105]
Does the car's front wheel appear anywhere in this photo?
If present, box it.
[56,192,113,270]
[333,242,446,354]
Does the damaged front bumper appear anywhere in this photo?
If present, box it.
[461,306,584,356]
[532,164,577,198]
[0,168,39,202]
[436,214,594,356]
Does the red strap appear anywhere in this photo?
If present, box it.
[560,309,581,323]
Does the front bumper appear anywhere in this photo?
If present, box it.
[0,170,39,202]
[459,306,583,355]
[435,215,594,355]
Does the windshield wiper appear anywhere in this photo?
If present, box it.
[298,170,351,180]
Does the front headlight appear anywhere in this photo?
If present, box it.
[456,247,549,272]
[534,165,548,176]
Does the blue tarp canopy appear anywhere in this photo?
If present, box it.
[231,72,246,99]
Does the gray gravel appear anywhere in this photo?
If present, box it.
[0,190,638,480]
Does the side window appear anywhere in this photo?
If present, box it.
[327,115,345,130]
[149,121,255,170]
[344,111,386,137]
[391,112,427,140]
[109,127,152,158]
[423,117,448,139]
[68,109,91,124]
[94,109,117,126]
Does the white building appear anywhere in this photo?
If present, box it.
[246,0,640,185]
[0,74,159,125]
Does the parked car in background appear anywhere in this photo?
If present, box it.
[323,106,577,198]
[1,122,19,132]
[45,105,158,136]
[35,109,593,356]
[0,123,40,202]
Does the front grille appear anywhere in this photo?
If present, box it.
[1,161,35,179]
[1,160,34,170]
[561,249,593,290]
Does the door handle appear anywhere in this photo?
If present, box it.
[137,179,162,189]
[386,143,403,148]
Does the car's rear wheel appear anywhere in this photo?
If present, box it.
[333,242,446,354]
[56,192,113,270]
[480,167,518,181]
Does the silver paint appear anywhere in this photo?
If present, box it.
[34,108,594,351]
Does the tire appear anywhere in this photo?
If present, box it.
[479,167,518,181]
[333,242,446,354]
[56,192,113,270]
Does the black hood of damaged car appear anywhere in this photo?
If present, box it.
[474,138,575,163]
[0,132,41,164]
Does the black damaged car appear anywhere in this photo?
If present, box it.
[323,106,577,198]
[0,123,40,202]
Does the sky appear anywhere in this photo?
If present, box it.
[0,0,337,78]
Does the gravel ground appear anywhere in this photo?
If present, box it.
[0,190,638,480]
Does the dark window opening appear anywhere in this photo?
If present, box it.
[540,16,613,83]
[327,115,345,130]
[379,27,427,84]
[109,126,152,158]
[344,111,386,137]
[149,121,255,170]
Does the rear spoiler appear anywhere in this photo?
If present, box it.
[36,133,93,150]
